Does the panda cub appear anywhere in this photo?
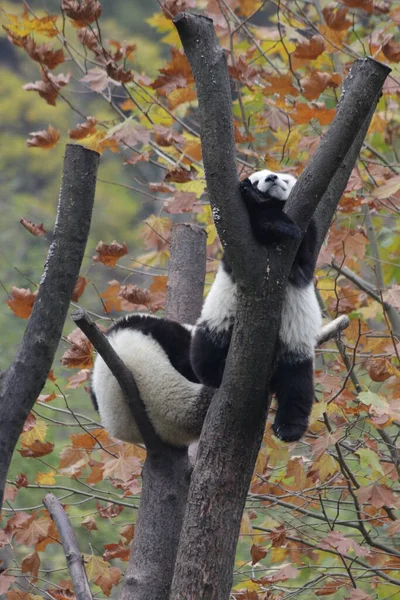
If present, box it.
[90,314,214,447]
[190,169,322,443]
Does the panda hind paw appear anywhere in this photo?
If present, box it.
[272,419,308,443]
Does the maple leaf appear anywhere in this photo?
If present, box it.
[61,0,102,27]
[106,63,134,84]
[0,575,15,595]
[66,369,91,388]
[58,447,87,476]
[260,564,300,583]
[82,516,98,531]
[35,471,56,485]
[119,284,152,306]
[69,117,98,140]
[62,328,93,369]
[153,124,184,147]
[120,524,135,544]
[383,285,400,308]
[24,38,65,69]
[292,35,325,60]
[301,72,341,101]
[165,165,197,183]
[322,7,352,30]
[94,241,128,267]
[345,590,373,600]
[263,73,298,97]
[108,40,136,60]
[164,191,197,214]
[103,541,130,561]
[37,392,57,403]
[229,57,260,90]
[13,515,51,546]
[95,566,121,596]
[20,218,46,236]
[106,120,150,148]
[250,544,268,565]
[77,26,102,54]
[21,552,40,581]
[80,67,110,93]
[24,71,71,106]
[3,6,58,38]
[15,473,29,488]
[27,125,60,149]
[340,0,373,14]
[19,440,55,458]
[371,175,400,198]
[269,524,286,548]
[21,418,47,446]
[141,215,172,250]
[70,432,97,450]
[356,484,400,508]
[7,286,37,318]
[103,453,142,481]
[168,87,197,109]
[320,531,370,556]
[152,48,193,95]
[368,358,391,382]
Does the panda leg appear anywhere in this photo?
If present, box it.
[271,351,314,442]
[190,324,231,388]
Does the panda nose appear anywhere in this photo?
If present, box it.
[266,174,278,182]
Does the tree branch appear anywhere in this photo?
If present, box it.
[165,223,207,324]
[71,308,164,452]
[43,493,93,600]
[0,144,99,510]
[171,13,390,599]
[317,315,350,346]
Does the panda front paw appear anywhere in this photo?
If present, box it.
[272,418,308,443]
[240,178,263,204]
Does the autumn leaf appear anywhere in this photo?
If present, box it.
[356,484,400,508]
[106,63,134,84]
[382,285,400,308]
[13,515,51,546]
[20,218,46,236]
[292,35,325,61]
[322,6,352,30]
[21,418,47,446]
[35,471,56,485]
[80,67,110,92]
[70,432,98,450]
[120,524,135,544]
[141,215,172,250]
[340,0,373,14]
[82,516,98,531]
[371,175,400,198]
[0,575,16,594]
[259,565,300,584]
[108,39,136,60]
[3,6,58,38]
[103,541,130,561]
[152,48,193,95]
[300,72,341,101]
[69,117,98,139]
[61,0,102,27]
[106,120,150,148]
[345,590,373,600]
[24,71,71,106]
[66,369,91,388]
[7,286,37,318]
[84,554,121,596]
[15,473,29,488]
[320,531,370,556]
[250,544,268,565]
[61,328,93,369]
[168,87,197,109]
[21,552,40,580]
[269,525,286,548]
[164,165,197,183]
[263,73,298,97]
[119,284,152,306]
[23,38,64,69]
[163,191,197,214]
[26,125,60,149]
[94,241,128,267]
[58,447,87,477]
[19,440,55,458]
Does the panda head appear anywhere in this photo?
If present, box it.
[248,169,297,202]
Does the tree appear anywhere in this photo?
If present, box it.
[1,2,400,600]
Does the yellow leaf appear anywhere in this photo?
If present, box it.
[5,6,58,38]
[314,453,338,479]
[21,419,47,446]
[146,13,180,45]
[205,223,217,245]
[35,471,56,485]
[309,400,328,425]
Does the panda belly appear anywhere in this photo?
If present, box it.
[278,282,321,356]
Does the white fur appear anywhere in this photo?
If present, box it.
[249,169,297,201]
[92,329,205,446]
[198,265,236,330]
[280,282,322,356]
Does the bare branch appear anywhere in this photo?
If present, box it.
[43,493,93,600]
[165,223,207,324]
[317,315,350,346]
[71,308,164,453]
[0,145,99,510]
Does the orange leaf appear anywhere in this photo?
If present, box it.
[322,7,352,30]
[72,276,87,301]
[168,87,197,109]
[69,117,98,140]
[383,39,400,62]
[340,0,373,13]
[61,329,93,369]
[61,0,102,27]
[263,73,298,96]
[26,125,60,149]
[94,241,128,267]
[21,552,40,581]
[24,71,71,106]
[19,440,54,458]
[250,544,268,565]
[7,286,37,319]
[152,48,193,96]
[20,218,46,236]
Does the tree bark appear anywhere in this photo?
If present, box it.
[0,145,99,509]
[118,222,207,600]
[170,14,390,600]
[165,223,207,324]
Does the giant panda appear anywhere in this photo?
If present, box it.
[190,169,322,443]
[90,314,214,447]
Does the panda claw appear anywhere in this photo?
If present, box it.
[272,420,308,443]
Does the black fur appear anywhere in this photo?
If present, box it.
[191,173,320,442]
